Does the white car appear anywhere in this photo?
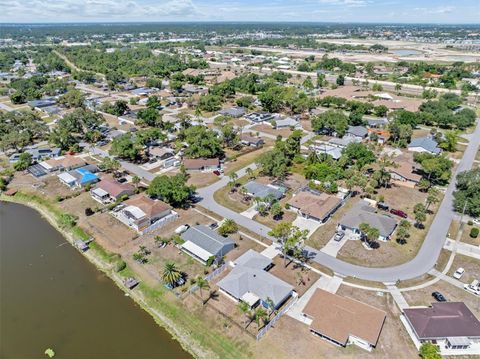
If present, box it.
[175,224,190,234]
[464,280,480,295]
[453,267,465,279]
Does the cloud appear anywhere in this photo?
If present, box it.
[1,0,200,21]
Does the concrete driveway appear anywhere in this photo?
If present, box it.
[292,216,322,238]
[320,232,351,257]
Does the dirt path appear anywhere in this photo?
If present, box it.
[53,49,106,80]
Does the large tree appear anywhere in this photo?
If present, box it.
[453,167,480,218]
[147,174,195,207]
[182,126,223,159]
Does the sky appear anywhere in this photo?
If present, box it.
[0,0,479,24]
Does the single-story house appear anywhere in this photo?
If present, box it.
[39,156,86,172]
[245,112,275,123]
[240,133,264,147]
[243,181,286,201]
[58,167,99,188]
[338,200,398,241]
[408,136,441,154]
[91,176,135,204]
[181,225,235,265]
[310,142,343,160]
[273,116,300,129]
[302,289,386,351]
[9,147,61,163]
[27,98,57,109]
[183,158,220,172]
[388,153,422,187]
[219,107,246,118]
[328,136,361,149]
[131,87,158,97]
[218,249,294,309]
[115,194,174,233]
[149,147,175,160]
[403,302,480,352]
[368,128,391,144]
[367,118,389,128]
[345,126,368,140]
[288,190,342,223]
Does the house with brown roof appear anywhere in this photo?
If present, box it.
[403,302,480,354]
[288,190,342,223]
[389,152,422,188]
[368,128,391,144]
[302,289,386,351]
[183,158,220,172]
[39,155,85,172]
[91,176,135,204]
[240,133,264,147]
[113,194,176,233]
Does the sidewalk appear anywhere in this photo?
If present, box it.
[385,285,409,310]
[444,238,480,260]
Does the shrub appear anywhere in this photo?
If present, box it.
[85,207,94,216]
[470,227,479,238]
[115,260,127,272]
[58,213,77,228]
[467,220,473,226]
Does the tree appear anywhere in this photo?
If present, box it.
[439,130,459,152]
[425,187,440,211]
[237,301,252,328]
[146,95,161,108]
[257,149,289,179]
[254,307,268,331]
[414,153,453,186]
[162,262,182,287]
[147,174,194,208]
[414,203,427,228]
[246,167,255,180]
[100,157,120,173]
[182,126,223,159]
[270,202,283,220]
[336,74,345,86]
[302,76,314,90]
[396,220,411,245]
[136,107,162,127]
[109,133,142,161]
[228,172,239,191]
[13,152,32,171]
[311,109,349,137]
[132,175,141,188]
[221,123,239,148]
[453,168,480,217]
[269,223,307,267]
[358,223,380,248]
[58,89,85,108]
[218,219,238,236]
[341,142,376,170]
[419,342,441,359]
[196,276,210,305]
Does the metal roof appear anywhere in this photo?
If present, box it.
[181,225,235,258]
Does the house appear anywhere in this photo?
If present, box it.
[273,116,300,129]
[58,166,99,188]
[328,136,361,149]
[115,194,175,233]
[345,126,368,140]
[27,98,57,109]
[408,136,441,154]
[367,118,389,128]
[131,87,158,97]
[338,200,398,241]
[183,158,220,172]
[217,249,294,309]
[219,107,246,118]
[288,190,342,223]
[40,156,86,172]
[91,176,135,204]
[310,142,343,160]
[243,181,286,201]
[403,302,480,354]
[368,128,391,144]
[9,147,61,163]
[388,153,422,187]
[240,133,264,147]
[302,289,386,351]
[149,147,175,160]
[245,112,275,123]
[181,225,235,265]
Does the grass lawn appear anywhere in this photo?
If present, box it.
[446,254,480,285]
[223,147,265,175]
[186,172,219,188]
[250,124,295,138]
[253,210,296,229]
[460,222,480,246]
[213,185,252,213]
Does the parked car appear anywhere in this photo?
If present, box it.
[334,231,345,241]
[209,223,219,230]
[175,224,190,235]
[464,280,480,295]
[118,178,127,183]
[453,267,465,280]
[432,291,447,302]
[377,202,389,211]
[213,170,221,176]
[472,218,480,226]
[390,208,408,219]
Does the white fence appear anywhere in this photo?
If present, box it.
[187,264,227,295]
[256,291,299,340]
[142,212,179,234]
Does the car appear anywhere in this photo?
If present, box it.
[213,170,221,176]
[175,224,190,235]
[209,223,219,230]
[432,291,447,302]
[464,280,480,295]
[118,178,127,183]
[334,231,345,241]
[390,208,408,219]
[453,267,465,279]
[472,218,480,226]
[377,202,389,211]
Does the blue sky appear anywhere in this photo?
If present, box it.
[1,0,478,23]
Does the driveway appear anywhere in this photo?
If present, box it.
[320,232,351,257]
[292,216,322,238]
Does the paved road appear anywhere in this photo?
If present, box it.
[197,119,480,282]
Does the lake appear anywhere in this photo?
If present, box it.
[0,201,193,359]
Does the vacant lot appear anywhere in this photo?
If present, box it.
[59,191,102,220]
[187,172,219,188]
[460,222,480,246]
[223,147,266,175]
[446,254,480,285]
[251,124,295,138]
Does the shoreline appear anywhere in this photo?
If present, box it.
[0,194,214,359]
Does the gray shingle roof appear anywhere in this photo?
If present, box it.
[346,125,368,138]
[219,107,246,118]
[408,136,441,154]
[234,249,272,270]
[340,200,397,238]
[181,225,234,257]
[243,181,285,200]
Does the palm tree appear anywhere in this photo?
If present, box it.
[265,297,276,317]
[228,172,238,190]
[425,187,440,212]
[237,301,251,328]
[132,175,141,189]
[162,262,182,287]
[255,307,268,331]
[196,276,210,305]
[246,167,255,180]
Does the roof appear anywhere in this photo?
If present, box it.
[346,125,368,138]
[389,153,422,182]
[234,249,272,270]
[123,194,171,219]
[74,168,98,184]
[404,302,480,340]
[408,136,441,154]
[243,181,285,200]
[311,143,342,160]
[58,172,76,184]
[219,107,246,118]
[339,200,398,238]
[43,155,85,169]
[240,133,264,145]
[328,136,360,148]
[288,191,342,221]
[96,176,134,198]
[181,225,235,258]
[183,158,220,170]
[275,117,299,128]
[217,266,293,308]
[150,147,174,158]
[303,289,386,346]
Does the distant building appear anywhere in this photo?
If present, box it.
[91,176,135,204]
[240,133,264,147]
[219,107,246,118]
[40,156,86,172]
[345,125,368,140]
[183,158,220,172]
[58,166,99,188]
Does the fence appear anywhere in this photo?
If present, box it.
[142,212,179,234]
[256,292,299,341]
[186,264,227,296]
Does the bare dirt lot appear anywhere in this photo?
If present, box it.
[268,257,320,296]
[251,124,296,138]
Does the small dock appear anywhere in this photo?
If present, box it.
[74,237,93,252]
[123,277,140,289]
